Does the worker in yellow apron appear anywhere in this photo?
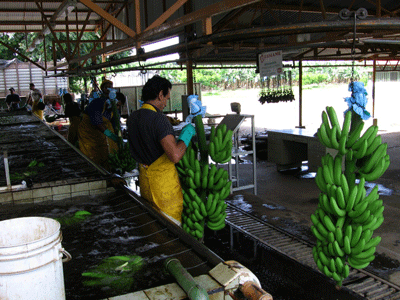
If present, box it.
[126,76,196,224]
[60,93,82,147]
[28,83,44,120]
[77,79,120,171]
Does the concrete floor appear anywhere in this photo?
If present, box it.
[226,127,400,286]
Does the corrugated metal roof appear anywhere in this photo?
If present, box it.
[1,0,400,75]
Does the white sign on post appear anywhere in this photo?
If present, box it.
[258,50,283,78]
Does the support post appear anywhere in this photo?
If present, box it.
[297,60,305,128]
[372,59,376,119]
[4,151,11,189]
[187,60,194,95]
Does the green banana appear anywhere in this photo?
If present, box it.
[361,143,387,174]
[364,135,382,157]
[319,123,332,148]
[329,196,346,217]
[346,121,364,147]
[333,155,342,186]
[330,125,340,149]
[353,139,368,159]
[345,185,358,212]
[352,125,377,150]
[326,106,340,130]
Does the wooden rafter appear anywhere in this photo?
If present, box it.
[320,0,326,19]
[71,11,92,59]
[69,0,262,65]
[140,0,261,40]
[145,0,188,32]
[0,41,45,70]
[79,0,136,37]
[366,0,391,16]
[34,0,68,59]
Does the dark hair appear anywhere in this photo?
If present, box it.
[141,75,172,102]
[116,92,126,105]
[63,93,73,103]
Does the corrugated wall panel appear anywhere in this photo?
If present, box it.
[0,61,69,98]
[0,70,5,95]
[5,69,18,92]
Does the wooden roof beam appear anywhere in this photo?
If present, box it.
[69,0,261,65]
[0,40,45,70]
[79,0,136,37]
[145,0,188,32]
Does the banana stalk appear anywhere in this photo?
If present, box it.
[193,115,208,166]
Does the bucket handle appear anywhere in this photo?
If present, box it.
[60,248,72,263]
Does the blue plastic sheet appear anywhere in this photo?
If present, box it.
[185,94,206,123]
[344,81,371,120]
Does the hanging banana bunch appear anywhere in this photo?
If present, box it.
[312,106,389,287]
[176,144,232,239]
[208,123,233,164]
[176,116,233,240]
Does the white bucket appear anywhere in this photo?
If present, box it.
[0,217,71,300]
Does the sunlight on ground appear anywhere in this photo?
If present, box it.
[201,82,400,133]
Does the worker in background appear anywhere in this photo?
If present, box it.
[77,79,121,171]
[5,87,21,111]
[27,83,44,120]
[57,93,81,146]
[115,91,126,116]
[126,75,196,225]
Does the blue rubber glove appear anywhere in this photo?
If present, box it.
[178,123,196,147]
[104,129,119,142]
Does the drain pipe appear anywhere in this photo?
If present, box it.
[223,261,273,300]
[164,258,209,300]
[240,281,273,300]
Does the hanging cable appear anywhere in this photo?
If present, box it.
[339,8,368,93]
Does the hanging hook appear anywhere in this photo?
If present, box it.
[339,8,368,84]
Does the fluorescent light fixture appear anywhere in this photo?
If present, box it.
[143,37,179,52]
[55,0,77,19]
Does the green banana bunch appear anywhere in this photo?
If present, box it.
[108,142,136,173]
[177,144,232,239]
[312,106,389,287]
[181,188,208,239]
[317,106,390,181]
[55,210,92,226]
[82,255,143,292]
[208,123,233,164]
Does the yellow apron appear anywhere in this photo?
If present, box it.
[32,99,44,120]
[77,114,118,171]
[139,104,183,223]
